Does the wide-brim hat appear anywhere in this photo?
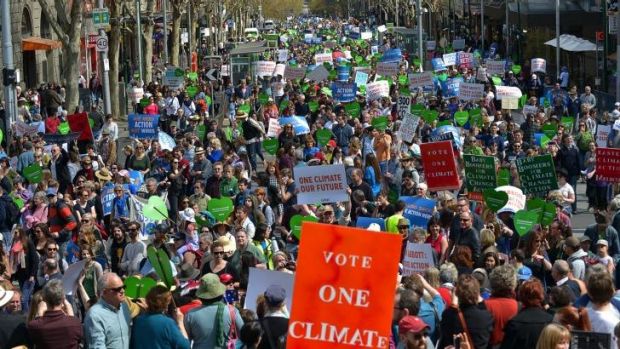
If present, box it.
[179,208,196,223]
[177,263,201,282]
[196,273,226,299]
[195,147,205,155]
[95,167,113,181]
[235,110,248,119]
[0,287,14,308]
[188,114,200,121]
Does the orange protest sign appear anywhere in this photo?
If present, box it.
[287,222,402,349]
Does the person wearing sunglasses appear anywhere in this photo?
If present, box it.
[119,222,147,276]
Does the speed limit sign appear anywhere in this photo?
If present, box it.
[95,36,108,52]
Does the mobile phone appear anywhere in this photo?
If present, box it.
[454,336,461,349]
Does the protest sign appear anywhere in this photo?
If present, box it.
[457,52,473,68]
[361,31,373,40]
[408,72,434,88]
[14,121,40,137]
[453,39,466,50]
[355,71,368,87]
[129,193,168,239]
[397,95,412,119]
[443,53,457,66]
[402,243,435,276]
[381,48,402,63]
[331,82,357,103]
[277,49,289,62]
[463,154,497,192]
[495,86,523,100]
[432,58,447,72]
[128,87,144,104]
[274,63,286,77]
[62,260,87,295]
[287,222,401,349]
[523,105,539,116]
[420,141,460,191]
[356,217,386,231]
[307,65,329,82]
[67,112,93,141]
[476,67,488,82]
[128,114,159,139]
[426,41,436,51]
[501,98,519,109]
[314,53,333,65]
[256,61,276,77]
[280,116,310,135]
[531,58,547,73]
[400,196,436,228]
[495,185,526,213]
[596,147,620,182]
[101,183,115,216]
[336,65,350,81]
[516,154,559,194]
[441,77,462,98]
[486,60,505,76]
[458,82,484,101]
[245,268,294,312]
[23,163,42,183]
[267,118,282,138]
[596,125,611,147]
[42,132,81,144]
[293,164,348,204]
[163,67,184,89]
[376,62,399,77]
[285,65,306,80]
[366,81,390,100]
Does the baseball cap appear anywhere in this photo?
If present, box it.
[517,266,532,281]
[398,316,429,334]
[264,285,287,306]
[597,239,609,247]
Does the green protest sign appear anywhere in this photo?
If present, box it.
[491,77,503,86]
[238,104,251,115]
[186,85,199,98]
[526,198,547,223]
[398,75,408,86]
[541,202,557,226]
[144,196,169,221]
[290,214,319,239]
[23,163,42,183]
[328,69,337,81]
[422,110,439,124]
[371,116,389,131]
[514,210,539,236]
[258,92,269,105]
[345,102,361,118]
[0,128,5,145]
[58,122,70,135]
[561,117,574,133]
[207,197,234,222]
[320,87,332,97]
[437,120,452,127]
[308,101,319,112]
[454,111,469,126]
[124,276,157,299]
[538,133,551,149]
[316,129,332,147]
[139,97,150,108]
[497,168,510,186]
[262,138,279,155]
[463,155,497,192]
[205,95,212,106]
[411,104,425,115]
[146,245,175,289]
[196,124,206,140]
[10,194,24,210]
[541,124,557,139]
[511,65,522,75]
[399,87,410,95]
[516,154,559,195]
[188,72,198,81]
[175,68,185,77]
[483,189,509,212]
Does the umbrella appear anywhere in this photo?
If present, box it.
[544,34,601,52]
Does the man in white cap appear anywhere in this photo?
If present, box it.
[0,286,28,347]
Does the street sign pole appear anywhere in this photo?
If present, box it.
[97,2,111,115]
[1,0,16,147]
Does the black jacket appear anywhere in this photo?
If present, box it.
[558,144,580,176]
[438,304,494,349]
[49,149,71,193]
[500,307,553,349]
[258,316,289,349]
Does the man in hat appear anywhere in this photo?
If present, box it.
[397,316,431,349]
[259,285,290,349]
[191,147,213,187]
[564,236,588,280]
[184,274,244,348]
[317,205,337,225]
[98,128,117,167]
[0,285,29,347]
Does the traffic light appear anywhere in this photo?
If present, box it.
[2,68,15,86]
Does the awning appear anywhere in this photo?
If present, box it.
[22,37,62,51]
[544,34,600,52]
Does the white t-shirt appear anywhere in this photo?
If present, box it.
[559,183,575,210]
[587,302,620,349]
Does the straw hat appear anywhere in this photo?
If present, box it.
[95,167,113,181]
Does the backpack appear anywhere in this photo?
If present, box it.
[2,195,20,227]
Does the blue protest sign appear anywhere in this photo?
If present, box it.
[432,58,447,72]
[441,77,463,98]
[279,116,310,135]
[331,82,357,103]
[381,48,402,63]
[101,183,115,216]
[355,71,368,87]
[158,131,176,151]
[128,114,159,139]
[356,217,386,231]
[431,125,464,149]
[128,170,144,187]
[337,65,350,81]
[400,196,436,229]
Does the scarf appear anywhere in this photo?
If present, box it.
[215,302,226,347]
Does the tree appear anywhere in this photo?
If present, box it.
[262,0,303,20]
[37,0,83,113]
[108,0,128,118]
[142,0,157,83]
[170,0,187,67]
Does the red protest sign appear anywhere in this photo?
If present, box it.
[596,147,620,182]
[67,112,93,141]
[420,140,460,191]
[287,222,401,349]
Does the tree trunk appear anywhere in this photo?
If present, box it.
[63,44,81,113]
[143,0,156,83]
[171,3,182,67]
[109,0,123,118]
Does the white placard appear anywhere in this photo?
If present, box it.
[314,53,333,65]
[495,86,523,100]
[293,164,349,205]
[398,95,412,119]
[402,243,435,276]
[597,125,611,147]
[408,72,434,88]
[284,66,306,80]
[486,60,505,76]
[531,58,547,73]
[426,41,437,51]
[502,98,519,110]
[221,64,230,77]
[307,65,329,82]
[273,63,286,77]
[399,114,420,143]
[523,105,538,116]
[376,62,399,77]
[355,71,369,87]
[277,49,289,62]
[267,118,282,138]
[443,53,457,66]
[244,268,294,312]
[366,80,390,100]
[163,67,184,90]
[476,67,488,82]
[377,25,387,33]
[256,61,276,77]
[459,82,485,101]
[62,260,87,295]
[128,87,144,104]
[361,31,373,40]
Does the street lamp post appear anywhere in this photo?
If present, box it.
[417,0,423,71]
[135,0,144,81]
[98,0,112,115]
[163,0,168,63]
[1,0,16,146]
[481,0,485,55]
[556,0,560,81]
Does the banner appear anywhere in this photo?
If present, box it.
[129,193,168,239]
[314,53,333,65]
[67,112,93,141]
[531,58,547,73]
[408,72,434,88]
[293,164,348,204]
[355,71,368,87]
[486,60,505,76]
[458,82,484,101]
[399,114,420,143]
[287,222,401,349]
[400,196,436,228]
[432,58,447,72]
[376,62,399,77]
[366,81,390,100]
[280,116,310,135]
[495,86,523,100]
[597,125,611,147]
[463,154,497,192]
[402,243,435,276]
[128,114,159,139]
[285,66,306,80]
[516,154,559,194]
[14,121,40,137]
[420,141,460,191]
[256,61,277,77]
[245,268,294,312]
[307,65,330,82]
[596,147,620,182]
[331,82,357,103]
[381,48,402,63]
[42,132,81,144]
[277,49,289,62]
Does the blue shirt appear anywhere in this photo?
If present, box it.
[84,299,132,349]
[419,294,445,342]
[130,313,190,349]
